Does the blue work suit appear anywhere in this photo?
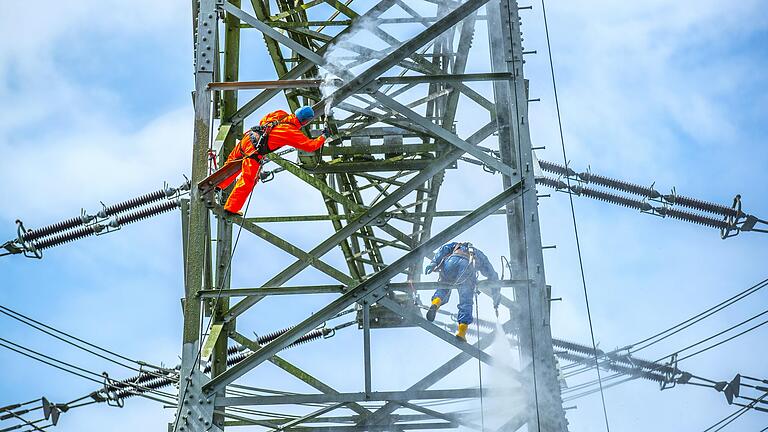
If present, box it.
[427,242,499,324]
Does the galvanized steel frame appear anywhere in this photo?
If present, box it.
[178,0,569,430]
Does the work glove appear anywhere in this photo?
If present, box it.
[424,262,436,275]
[259,169,274,182]
[321,127,331,138]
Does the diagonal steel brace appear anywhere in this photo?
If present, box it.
[205,180,523,393]
[375,92,514,176]
[224,121,500,322]
[377,297,521,380]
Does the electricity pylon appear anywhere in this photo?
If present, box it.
[177,0,568,430]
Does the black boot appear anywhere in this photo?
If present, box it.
[426,304,438,322]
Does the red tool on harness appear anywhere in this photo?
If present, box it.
[197,118,286,196]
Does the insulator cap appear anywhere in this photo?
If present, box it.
[31,224,104,250]
[22,217,84,242]
[655,206,729,229]
[662,194,738,218]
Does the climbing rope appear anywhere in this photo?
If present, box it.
[541,0,611,430]
[474,291,486,431]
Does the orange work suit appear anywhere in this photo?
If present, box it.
[218,110,325,213]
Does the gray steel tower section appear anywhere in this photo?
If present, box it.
[175,0,570,430]
[488,1,569,430]
[174,0,222,431]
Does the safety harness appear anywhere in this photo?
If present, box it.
[435,242,477,284]
[241,115,291,160]
[448,242,474,261]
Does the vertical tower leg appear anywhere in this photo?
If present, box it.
[210,1,241,429]
[174,1,220,431]
[488,0,569,430]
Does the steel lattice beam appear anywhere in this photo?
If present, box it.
[205,181,523,394]
[178,0,571,430]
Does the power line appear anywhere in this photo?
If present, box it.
[0,338,177,403]
[561,311,768,400]
[2,316,351,430]
[2,320,345,432]
[540,0,611,430]
[560,277,768,375]
[677,315,768,363]
[566,308,768,379]
[626,278,768,354]
[707,407,750,432]
[702,391,768,432]
[0,304,165,376]
[0,337,107,384]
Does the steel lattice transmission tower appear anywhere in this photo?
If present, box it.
[177,0,568,430]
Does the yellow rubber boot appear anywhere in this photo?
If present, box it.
[426,298,441,322]
[455,323,469,341]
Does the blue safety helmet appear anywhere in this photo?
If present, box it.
[294,106,315,125]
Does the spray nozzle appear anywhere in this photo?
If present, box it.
[319,73,344,118]
[327,77,344,87]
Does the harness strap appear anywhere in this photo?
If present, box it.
[436,242,476,272]
[450,242,474,261]
[248,114,292,160]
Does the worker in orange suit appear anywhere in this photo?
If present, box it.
[217,106,329,215]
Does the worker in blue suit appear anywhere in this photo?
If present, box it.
[424,242,500,341]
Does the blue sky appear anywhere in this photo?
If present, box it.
[1,1,767,431]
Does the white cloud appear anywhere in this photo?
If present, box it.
[0,1,192,221]
[0,107,192,221]
[0,3,192,431]
[0,1,189,130]
[528,0,768,181]
[2,1,767,431]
